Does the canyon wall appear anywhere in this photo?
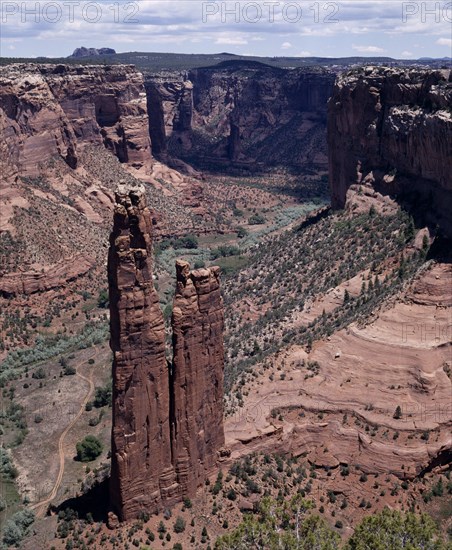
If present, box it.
[145,61,335,171]
[328,67,452,236]
[0,254,94,297]
[0,63,151,179]
[145,73,193,162]
[108,184,224,521]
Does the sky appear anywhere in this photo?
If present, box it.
[0,0,451,59]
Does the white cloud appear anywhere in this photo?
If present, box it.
[352,44,385,53]
[215,36,248,45]
[2,0,451,60]
[436,38,452,47]
[401,50,413,57]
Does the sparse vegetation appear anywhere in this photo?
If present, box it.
[346,508,446,549]
[248,213,266,225]
[1,508,35,548]
[223,208,425,392]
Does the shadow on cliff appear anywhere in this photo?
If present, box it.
[51,478,110,522]
[425,233,452,263]
[370,174,452,243]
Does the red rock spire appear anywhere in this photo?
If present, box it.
[108,184,225,521]
[171,260,225,496]
[108,182,178,521]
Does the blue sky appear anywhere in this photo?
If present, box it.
[1,1,451,59]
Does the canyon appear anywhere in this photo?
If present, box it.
[0,60,334,349]
[0,59,450,548]
[145,61,334,172]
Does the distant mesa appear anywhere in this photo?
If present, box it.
[69,46,116,58]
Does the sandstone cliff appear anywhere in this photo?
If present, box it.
[145,61,334,171]
[171,260,225,495]
[0,64,151,179]
[328,67,452,235]
[108,185,224,521]
[0,253,94,297]
[145,74,193,161]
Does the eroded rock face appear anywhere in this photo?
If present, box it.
[145,61,334,170]
[224,262,452,481]
[328,67,452,236]
[145,75,193,161]
[0,64,151,179]
[171,260,225,495]
[0,254,94,297]
[108,185,224,521]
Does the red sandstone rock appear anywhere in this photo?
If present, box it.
[0,254,94,297]
[145,66,334,168]
[108,182,177,521]
[0,64,151,180]
[108,186,225,521]
[328,67,452,236]
[171,260,225,496]
[107,512,119,530]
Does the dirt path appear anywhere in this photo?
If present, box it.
[31,360,95,517]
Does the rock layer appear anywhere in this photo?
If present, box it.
[0,64,151,180]
[225,262,451,480]
[108,185,224,521]
[0,254,94,297]
[328,67,452,236]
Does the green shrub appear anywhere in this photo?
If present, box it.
[173,235,198,249]
[173,516,186,534]
[97,289,109,308]
[248,213,265,225]
[75,435,103,462]
[2,509,35,547]
[63,365,76,376]
[226,488,237,501]
[183,496,192,509]
[93,382,112,407]
[211,245,241,259]
[32,367,46,379]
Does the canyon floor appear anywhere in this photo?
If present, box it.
[0,147,450,549]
